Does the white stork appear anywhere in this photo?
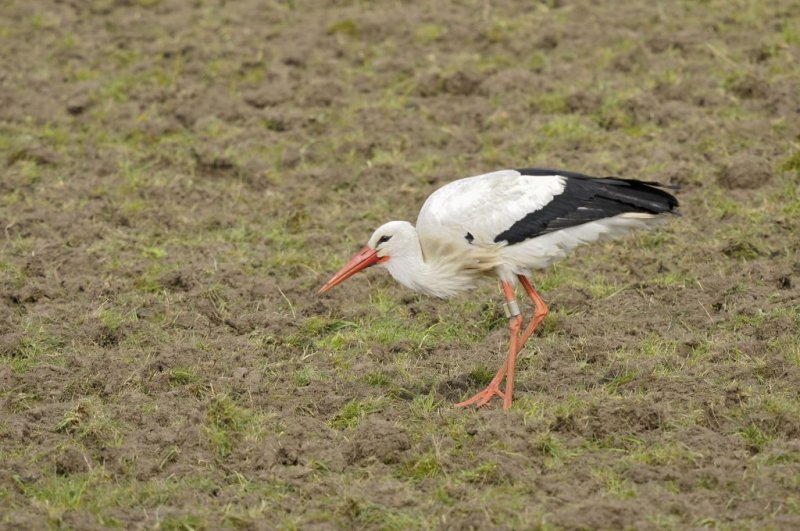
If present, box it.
[319,168,679,410]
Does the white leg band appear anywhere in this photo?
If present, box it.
[503,300,521,318]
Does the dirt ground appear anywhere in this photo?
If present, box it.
[2,0,800,528]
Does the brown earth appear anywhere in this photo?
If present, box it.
[1,0,800,529]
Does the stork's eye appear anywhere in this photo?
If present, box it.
[377,235,392,245]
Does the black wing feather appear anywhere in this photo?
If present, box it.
[494,168,679,245]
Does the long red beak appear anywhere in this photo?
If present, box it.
[318,246,382,294]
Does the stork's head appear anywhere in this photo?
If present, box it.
[318,221,414,294]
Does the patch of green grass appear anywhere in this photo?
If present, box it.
[349,500,431,529]
[409,391,444,419]
[646,512,685,528]
[540,115,595,144]
[0,188,24,208]
[775,335,800,367]
[414,23,445,44]
[704,188,746,220]
[160,513,207,531]
[550,394,590,424]
[592,94,637,131]
[299,316,357,337]
[761,451,800,466]
[204,393,269,458]
[729,310,766,332]
[286,316,356,350]
[399,451,441,481]
[527,93,569,114]
[327,18,359,38]
[5,319,65,373]
[604,368,638,394]
[636,230,674,250]
[56,398,124,449]
[13,472,226,527]
[742,394,800,435]
[779,149,800,175]
[157,445,181,471]
[467,364,494,387]
[588,275,619,299]
[533,432,572,466]
[639,335,678,358]
[481,17,519,44]
[14,159,44,184]
[141,246,167,260]
[13,469,112,523]
[739,423,771,454]
[535,263,577,292]
[330,397,388,429]
[688,339,714,363]
[781,24,800,46]
[592,466,637,499]
[722,240,762,261]
[459,461,500,484]
[291,365,326,387]
[363,371,392,387]
[626,441,702,467]
[772,162,800,216]
[652,268,698,288]
[97,307,129,333]
[301,293,495,363]
[169,367,199,385]
[593,434,647,454]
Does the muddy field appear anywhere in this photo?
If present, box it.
[2,0,800,528]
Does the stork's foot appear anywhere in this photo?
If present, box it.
[455,385,506,409]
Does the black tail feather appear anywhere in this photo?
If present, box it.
[495,168,680,244]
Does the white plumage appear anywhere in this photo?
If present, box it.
[417,170,565,246]
[320,168,678,409]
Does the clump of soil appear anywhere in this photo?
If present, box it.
[717,154,773,189]
[346,418,411,465]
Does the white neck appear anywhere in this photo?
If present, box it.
[380,225,479,298]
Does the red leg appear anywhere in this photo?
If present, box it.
[503,276,548,409]
[455,275,548,410]
[455,281,521,408]
[502,310,522,410]
[518,275,549,346]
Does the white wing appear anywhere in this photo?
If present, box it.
[416,169,566,249]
